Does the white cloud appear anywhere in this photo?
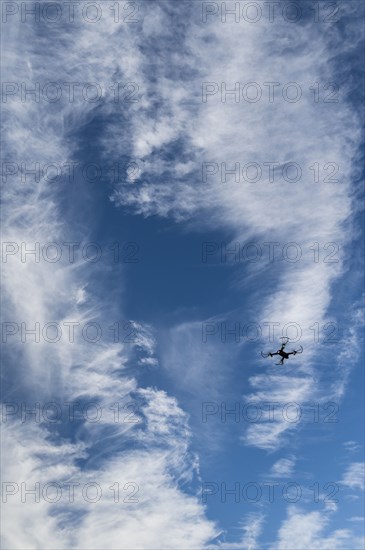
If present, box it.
[341,463,365,492]
[242,374,313,450]
[106,1,363,451]
[343,441,362,454]
[1,8,219,549]
[272,507,364,550]
[236,513,265,550]
[2,2,364,548]
[269,456,296,478]
[1,393,218,550]
[209,513,265,550]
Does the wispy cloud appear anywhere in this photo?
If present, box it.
[2,0,364,548]
[2,395,218,549]
[269,456,296,478]
[1,7,219,549]
[107,1,364,452]
[271,506,364,550]
[343,441,363,454]
[208,512,265,550]
[341,462,365,492]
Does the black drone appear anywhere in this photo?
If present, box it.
[261,337,303,365]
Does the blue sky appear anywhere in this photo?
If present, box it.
[1,0,364,548]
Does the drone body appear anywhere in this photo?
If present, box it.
[261,337,303,365]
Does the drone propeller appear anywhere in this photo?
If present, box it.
[280,337,290,343]
[294,345,303,354]
[261,351,270,358]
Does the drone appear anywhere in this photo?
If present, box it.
[261,337,303,365]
